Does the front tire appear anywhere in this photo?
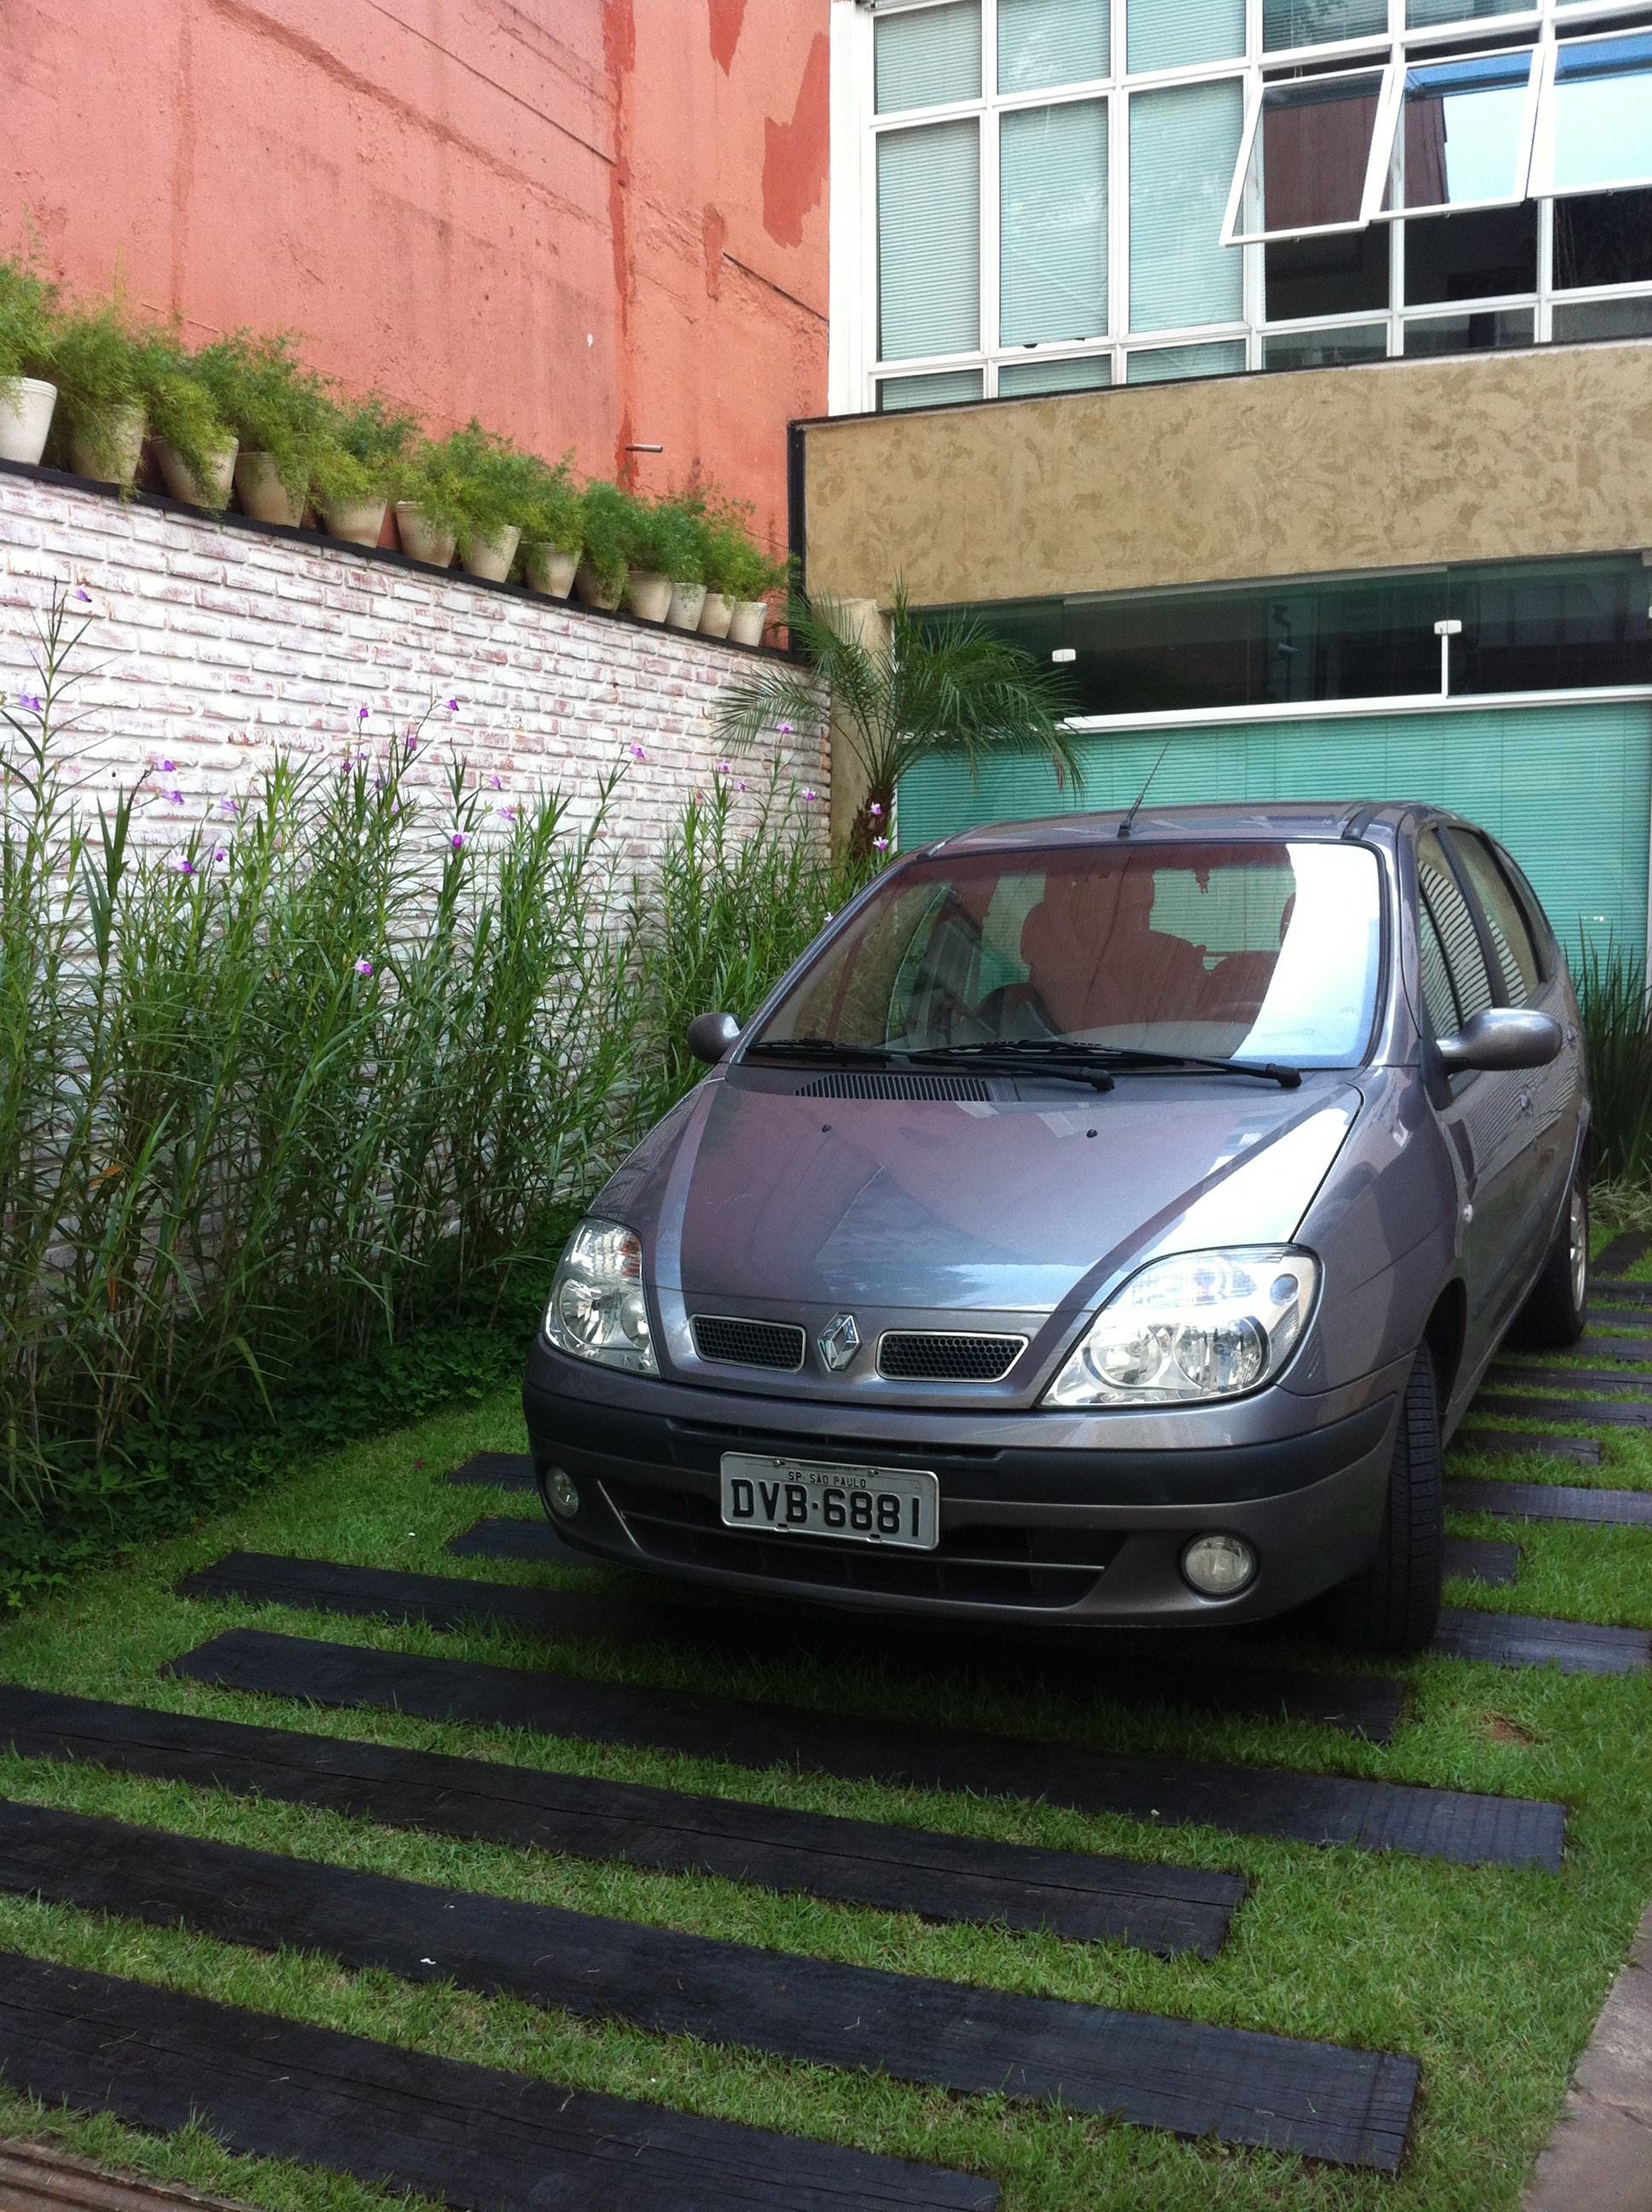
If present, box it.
[1318,1347,1443,1654]
[1509,1173,1589,1348]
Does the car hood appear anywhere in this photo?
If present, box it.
[620,1070,1362,1318]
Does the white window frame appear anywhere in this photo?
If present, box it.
[829,0,1652,415]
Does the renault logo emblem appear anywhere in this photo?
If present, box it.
[818,1312,861,1371]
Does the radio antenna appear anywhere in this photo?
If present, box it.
[1116,741,1171,840]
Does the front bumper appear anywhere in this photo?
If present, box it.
[521,1340,1402,1627]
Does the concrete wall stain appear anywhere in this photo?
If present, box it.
[762,32,829,251]
[708,0,747,75]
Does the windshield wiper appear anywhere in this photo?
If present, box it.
[745,1035,1116,1091]
[918,1040,1302,1090]
[744,1037,896,1063]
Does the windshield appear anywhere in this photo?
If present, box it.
[753,840,1384,1068]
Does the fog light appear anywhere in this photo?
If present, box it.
[1180,1533,1256,1598]
[545,1467,580,1519]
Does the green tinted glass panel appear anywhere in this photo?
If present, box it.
[898,701,1652,955]
[998,0,1108,90]
[878,119,981,358]
[1126,340,1246,381]
[875,1,981,112]
[878,368,986,409]
[1408,0,1531,27]
[1001,101,1108,344]
[1128,0,1244,74]
[1129,81,1245,329]
[998,354,1113,393]
[1264,0,1387,51]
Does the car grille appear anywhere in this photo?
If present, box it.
[793,1071,991,1101]
[878,1332,1027,1382]
[602,1479,1120,1609]
[691,1314,806,1371]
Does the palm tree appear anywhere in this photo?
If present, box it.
[715,582,1082,860]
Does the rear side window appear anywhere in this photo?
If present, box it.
[1416,902,1459,1039]
[1450,833,1541,1007]
[1416,830,1492,1030]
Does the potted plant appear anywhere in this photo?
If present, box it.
[725,537,791,648]
[142,331,238,512]
[46,297,148,488]
[193,332,339,527]
[620,492,678,623]
[698,497,755,639]
[311,393,418,546]
[0,255,61,468]
[573,479,632,612]
[659,495,710,632]
[518,450,585,598]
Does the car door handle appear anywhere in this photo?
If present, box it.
[1518,1090,1533,1115]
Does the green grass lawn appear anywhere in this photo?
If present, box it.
[2,1340,1650,2208]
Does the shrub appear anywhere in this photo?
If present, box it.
[1575,935,1652,1186]
[311,392,420,509]
[579,479,637,590]
[516,451,585,556]
[400,420,555,562]
[0,254,60,387]
[138,329,238,509]
[43,297,150,477]
[192,332,340,506]
[628,492,708,585]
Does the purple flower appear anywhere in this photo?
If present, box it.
[873,836,889,852]
[497,805,517,822]
[629,743,645,761]
[74,588,90,602]
[778,722,793,736]
[869,802,883,818]
[172,857,195,876]
[450,831,465,853]
[446,698,459,711]
[406,735,417,754]
[489,773,502,789]
[354,957,374,979]
[20,696,43,713]
[358,707,369,722]
[800,788,817,804]
[218,797,240,815]
[716,760,732,774]
[164,789,183,805]
[736,779,747,791]
[212,847,228,864]
[157,759,174,772]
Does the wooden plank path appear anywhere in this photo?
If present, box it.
[0,1684,1239,1957]
[1433,1609,1649,1675]
[1491,1366,1652,1397]
[0,1954,996,2212]
[170,1626,1568,1872]
[1475,1396,1652,1430]
[1443,1537,1521,1586]
[0,1801,1420,2171]
[1445,1480,1652,1530]
[181,1550,1407,1743]
[1450,1429,1603,1466]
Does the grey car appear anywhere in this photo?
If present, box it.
[522,801,1590,1652]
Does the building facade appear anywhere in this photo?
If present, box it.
[806,0,1652,957]
[5,0,831,543]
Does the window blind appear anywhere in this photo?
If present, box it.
[875,1,981,114]
[1263,0,1386,51]
[1127,0,1243,77]
[878,368,986,409]
[878,120,982,359]
[998,354,1112,393]
[1408,0,1527,25]
[1128,82,1244,331]
[1000,100,1108,346]
[1126,339,1247,381]
[997,0,1108,95]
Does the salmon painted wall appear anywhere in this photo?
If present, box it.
[2,0,829,554]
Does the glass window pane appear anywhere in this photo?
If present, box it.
[998,0,1108,93]
[1555,188,1652,289]
[1265,229,1390,317]
[1408,0,1530,26]
[1550,32,1652,197]
[877,368,986,410]
[1451,833,1539,1005]
[1263,322,1388,369]
[1404,202,1536,303]
[875,1,982,113]
[998,354,1113,393]
[1553,295,1652,344]
[1127,0,1243,76]
[878,120,982,359]
[1263,0,1387,54]
[1382,51,1536,214]
[1000,101,1108,345]
[1416,903,1460,1037]
[1403,307,1533,353]
[1234,71,1386,241]
[1130,80,1244,329]
[1126,340,1247,381]
[1417,831,1493,1028]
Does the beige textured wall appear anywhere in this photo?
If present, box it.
[802,342,1652,607]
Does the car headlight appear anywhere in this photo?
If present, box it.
[544,1217,656,1374]
[1044,1246,1318,1409]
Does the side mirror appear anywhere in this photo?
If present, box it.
[1436,1006,1563,1074]
[686,1010,741,1065]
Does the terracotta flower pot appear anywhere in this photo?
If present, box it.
[0,377,57,466]
[729,598,769,647]
[524,544,579,598]
[319,495,387,547]
[625,568,672,623]
[70,405,146,488]
[573,562,625,611]
[395,503,457,567]
[666,581,707,631]
[698,591,734,639]
[156,436,238,510]
[462,523,521,583]
[235,452,305,527]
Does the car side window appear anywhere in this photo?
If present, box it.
[1416,900,1459,1039]
[1449,832,1541,1007]
[1416,830,1493,1031]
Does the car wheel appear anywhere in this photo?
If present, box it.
[1318,1346,1443,1654]
[1508,1173,1590,1349]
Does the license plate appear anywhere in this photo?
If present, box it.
[720,1452,939,1551]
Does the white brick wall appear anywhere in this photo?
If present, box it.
[0,466,828,864]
